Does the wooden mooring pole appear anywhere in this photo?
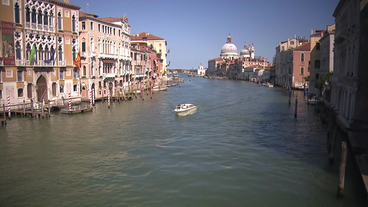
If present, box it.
[1,104,6,125]
[337,141,347,198]
[294,94,298,119]
[23,100,26,116]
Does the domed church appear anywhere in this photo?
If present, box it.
[220,34,239,60]
[240,43,255,59]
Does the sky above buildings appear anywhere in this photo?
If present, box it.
[74,0,339,69]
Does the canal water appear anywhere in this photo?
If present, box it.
[0,75,367,206]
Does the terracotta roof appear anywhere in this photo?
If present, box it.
[293,42,311,51]
[79,11,98,18]
[131,32,165,41]
[99,16,127,23]
[49,0,81,10]
[209,57,223,62]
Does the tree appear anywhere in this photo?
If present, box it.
[304,75,310,81]
[314,72,333,96]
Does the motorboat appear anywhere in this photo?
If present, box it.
[308,97,318,105]
[173,103,197,116]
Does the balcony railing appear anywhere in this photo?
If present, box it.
[37,24,43,30]
[58,61,66,66]
[91,52,96,57]
[25,22,31,29]
[49,25,55,32]
[31,23,36,29]
[103,73,116,80]
[99,53,118,59]
[15,59,26,66]
[81,52,87,57]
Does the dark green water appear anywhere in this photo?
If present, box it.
[0,75,367,206]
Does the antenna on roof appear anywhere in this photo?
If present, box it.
[86,2,89,13]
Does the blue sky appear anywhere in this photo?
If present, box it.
[74,0,339,69]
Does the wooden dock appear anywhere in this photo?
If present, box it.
[61,105,93,114]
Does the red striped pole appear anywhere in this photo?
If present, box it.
[68,93,71,111]
[7,95,11,119]
[107,90,110,108]
[89,90,92,107]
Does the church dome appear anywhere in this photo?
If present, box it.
[240,43,250,56]
[220,34,239,58]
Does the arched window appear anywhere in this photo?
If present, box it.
[38,45,43,61]
[72,47,76,61]
[82,38,86,52]
[72,15,76,32]
[58,45,63,61]
[58,12,62,30]
[301,53,304,62]
[16,41,21,60]
[14,3,20,24]
[44,11,48,25]
[31,7,36,23]
[26,43,31,60]
[49,11,53,26]
[83,65,86,77]
[25,7,30,23]
[45,45,49,60]
[37,9,42,24]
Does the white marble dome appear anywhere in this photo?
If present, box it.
[220,34,239,59]
[240,43,250,57]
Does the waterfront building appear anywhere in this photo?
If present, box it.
[197,63,206,76]
[78,11,132,101]
[0,0,81,107]
[220,34,239,60]
[276,41,310,89]
[131,32,167,78]
[308,28,328,95]
[275,37,309,87]
[207,57,224,76]
[330,0,366,131]
[130,41,157,89]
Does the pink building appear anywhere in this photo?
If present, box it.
[291,42,311,89]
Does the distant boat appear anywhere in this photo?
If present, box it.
[173,103,197,116]
[308,97,318,105]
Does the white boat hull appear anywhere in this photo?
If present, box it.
[174,104,197,116]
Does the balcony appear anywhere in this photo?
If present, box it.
[58,61,66,66]
[25,22,31,29]
[103,73,116,80]
[15,59,26,66]
[43,25,48,31]
[91,52,96,57]
[81,52,87,58]
[37,24,43,30]
[49,25,55,32]
[31,23,36,29]
[100,53,118,59]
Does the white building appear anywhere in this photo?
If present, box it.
[197,63,206,76]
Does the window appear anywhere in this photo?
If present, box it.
[59,84,64,93]
[72,47,76,61]
[82,21,85,30]
[18,88,23,97]
[0,71,2,82]
[315,60,320,68]
[14,3,20,24]
[26,7,30,22]
[27,84,32,98]
[91,22,93,30]
[300,66,304,75]
[98,24,100,32]
[73,84,78,92]
[58,46,63,61]
[59,70,64,80]
[83,65,86,77]
[301,53,305,62]
[17,70,23,81]
[288,67,291,74]
[316,73,319,80]
[119,30,120,36]
[58,12,62,30]
[52,83,56,96]
[316,42,320,50]
[82,42,86,52]
[99,81,101,88]
[31,8,36,23]
[281,46,284,51]
[73,69,79,79]
[0,90,2,99]
[38,9,42,24]
[72,15,76,32]
[290,41,294,45]
[16,41,21,60]
[44,11,48,25]
[113,28,115,35]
